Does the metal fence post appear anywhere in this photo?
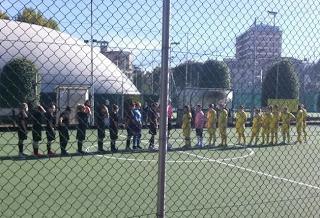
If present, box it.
[157,0,171,217]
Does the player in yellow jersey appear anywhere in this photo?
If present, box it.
[261,106,273,145]
[182,105,192,149]
[296,105,304,144]
[270,105,281,145]
[280,107,295,144]
[301,104,308,142]
[235,105,247,145]
[218,105,228,146]
[249,108,262,145]
[206,104,217,146]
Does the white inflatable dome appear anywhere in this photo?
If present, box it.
[0,19,140,95]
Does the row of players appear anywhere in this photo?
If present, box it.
[15,101,163,158]
[181,104,307,148]
[15,100,307,158]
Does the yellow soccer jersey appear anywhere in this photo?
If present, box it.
[302,108,307,124]
[218,109,228,128]
[296,109,304,125]
[236,111,247,128]
[182,112,192,129]
[281,112,295,126]
[263,112,273,128]
[271,111,280,128]
[206,109,217,128]
[252,113,262,129]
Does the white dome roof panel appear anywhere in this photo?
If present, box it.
[0,20,140,95]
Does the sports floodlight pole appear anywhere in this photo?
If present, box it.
[90,0,95,124]
[268,10,278,99]
[157,0,170,216]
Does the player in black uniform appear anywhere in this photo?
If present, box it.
[148,102,159,150]
[97,103,109,152]
[76,104,89,154]
[58,106,71,155]
[45,104,56,155]
[109,104,119,152]
[125,103,135,151]
[17,103,29,158]
[31,104,46,156]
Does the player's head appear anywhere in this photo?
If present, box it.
[20,103,28,112]
[135,101,141,109]
[37,104,45,112]
[196,104,202,111]
[184,105,190,113]
[84,100,90,107]
[268,105,273,112]
[239,105,244,111]
[112,104,119,112]
[255,108,261,114]
[283,107,288,112]
[100,104,108,114]
[298,104,302,110]
[48,104,56,113]
[208,104,214,109]
[65,106,71,112]
[77,104,85,112]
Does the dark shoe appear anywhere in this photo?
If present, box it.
[61,151,69,156]
[48,151,56,156]
[111,147,118,153]
[98,148,107,153]
[133,146,138,150]
[125,146,132,151]
[77,150,87,155]
[137,145,143,149]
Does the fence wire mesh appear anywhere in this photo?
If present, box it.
[1,0,320,217]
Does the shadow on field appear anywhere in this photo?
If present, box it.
[0,142,292,161]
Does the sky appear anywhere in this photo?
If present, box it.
[1,0,320,70]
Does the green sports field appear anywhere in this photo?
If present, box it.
[1,126,320,217]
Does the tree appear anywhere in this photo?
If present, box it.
[0,11,9,20]
[261,60,299,106]
[0,58,40,107]
[202,60,231,89]
[172,60,231,89]
[16,8,60,31]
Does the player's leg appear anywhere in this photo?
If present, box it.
[208,128,213,145]
[303,125,307,142]
[254,128,260,145]
[297,125,302,143]
[286,127,290,143]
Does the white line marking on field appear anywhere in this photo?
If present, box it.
[183,151,320,191]
[85,144,254,163]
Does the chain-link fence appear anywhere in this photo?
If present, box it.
[1,0,320,217]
